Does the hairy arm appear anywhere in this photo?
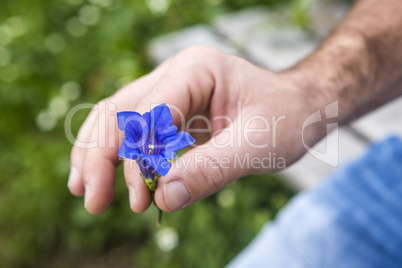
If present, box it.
[287,0,402,124]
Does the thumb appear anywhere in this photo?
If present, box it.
[154,130,250,212]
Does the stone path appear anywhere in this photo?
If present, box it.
[148,3,402,190]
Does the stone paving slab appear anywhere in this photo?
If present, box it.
[148,25,237,64]
[352,96,402,141]
[213,8,318,71]
[238,27,317,71]
[212,7,273,46]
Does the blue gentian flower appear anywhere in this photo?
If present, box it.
[117,103,195,190]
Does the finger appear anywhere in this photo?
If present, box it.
[68,107,98,196]
[124,159,152,213]
[154,128,250,212]
[83,151,118,214]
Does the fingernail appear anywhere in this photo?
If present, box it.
[84,185,91,208]
[164,181,190,211]
[67,167,77,188]
[129,185,137,209]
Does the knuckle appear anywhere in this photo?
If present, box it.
[176,46,223,63]
[152,79,173,96]
[180,45,222,56]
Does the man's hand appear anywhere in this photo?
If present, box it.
[68,0,402,216]
[67,46,324,214]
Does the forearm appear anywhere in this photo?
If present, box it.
[285,0,402,123]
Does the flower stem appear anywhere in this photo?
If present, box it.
[157,207,162,227]
[151,191,163,226]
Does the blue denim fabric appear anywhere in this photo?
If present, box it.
[227,136,402,268]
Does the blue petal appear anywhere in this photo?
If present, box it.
[143,104,175,142]
[162,150,177,160]
[141,154,172,176]
[162,131,195,159]
[117,111,141,131]
[124,116,150,154]
[118,138,141,159]
[151,103,174,129]
[142,111,152,133]
[159,124,178,141]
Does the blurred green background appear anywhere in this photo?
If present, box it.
[0,0,354,266]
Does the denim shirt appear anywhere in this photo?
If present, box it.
[228,136,402,268]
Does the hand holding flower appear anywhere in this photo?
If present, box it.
[117,104,195,224]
